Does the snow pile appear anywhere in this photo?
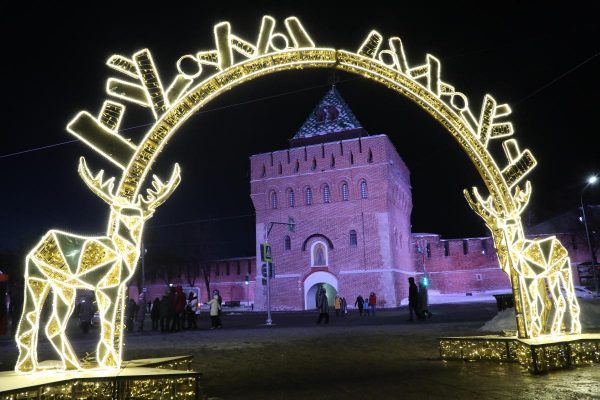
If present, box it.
[480,299,600,333]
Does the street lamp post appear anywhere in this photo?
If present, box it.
[580,176,599,295]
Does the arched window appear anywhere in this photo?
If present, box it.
[271,191,278,209]
[295,160,300,172]
[284,235,291,251]
[323,184,330,203]
[311,157,317,170]
[360,181,368,199]
[288,189,295,207]
[305,187,313,205]
[278,162,282,175]
[349,230,357,246]
[311,241,328,266]
[368,149,373,163]
[341,182,349,201]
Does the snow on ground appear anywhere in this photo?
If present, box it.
[400,289,506,306]
[480,298,600,333]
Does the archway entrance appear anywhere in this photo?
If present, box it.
[22,15,578,375]
[304,271,338,310]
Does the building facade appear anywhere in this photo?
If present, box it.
[133,88,593,309]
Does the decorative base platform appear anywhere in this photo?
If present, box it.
[439,334,600,374]
[0,356,200,399]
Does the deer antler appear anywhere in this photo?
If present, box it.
[138,163,181,219]
[464,186,499,225]
[513,181,532,214]
[78,157,116,204]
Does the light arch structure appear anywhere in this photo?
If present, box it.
[15,15,582,373]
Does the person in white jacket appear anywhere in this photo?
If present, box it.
[208,294,222,329]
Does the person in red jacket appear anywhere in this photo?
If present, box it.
[171,286,186,331]
[368,292,377,316]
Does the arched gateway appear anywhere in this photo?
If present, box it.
[14,15,584,374]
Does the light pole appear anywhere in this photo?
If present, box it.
[580,175,599,295]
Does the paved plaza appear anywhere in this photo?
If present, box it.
[0,303,599,399]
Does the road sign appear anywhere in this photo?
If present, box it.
[261,243,272,262]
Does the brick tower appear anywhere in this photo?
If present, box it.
[250,87,414,310]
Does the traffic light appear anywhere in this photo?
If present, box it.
[245,274,249,285]
[261,263,274,278]
[422,276,429,287]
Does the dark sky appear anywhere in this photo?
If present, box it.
[1,2,599,259]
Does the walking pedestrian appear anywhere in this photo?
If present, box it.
[368,292,377,316]
[417,280,432,320]
[364,295,370,316]
[171,286,185,331]
[151,297,160,331]
[354,295,365,316]
[341,297,347,316]
[208,293,222,329]
[407,277,418,321]
[136,294,146,331]
[78,295,94,334]
[186,291,198,329]
[125,298,137,332]
[316,288,329,324]
[159,294,170,332]
[334,295,341,316]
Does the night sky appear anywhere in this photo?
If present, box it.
[1,2,599,261]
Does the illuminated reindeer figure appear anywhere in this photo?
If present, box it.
[15,158,181,372]
[465,182,581,338]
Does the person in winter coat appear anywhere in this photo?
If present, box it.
[151,297,160,331]
[341,297,347,316]
[159,294,170,332]
[78,296,94,334]
[354,295,365,316]
[334,295,342,316]
[171,286,186,331]
[368,292,377,316]
[125,298,137,332]
[316,288,329,324]
[136,294,146,331]
[186,291,198,330]
[407,277,419,321]
[417,281,432,319]
[208,293,222,329]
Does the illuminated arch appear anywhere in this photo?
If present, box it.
[18,15,579,374]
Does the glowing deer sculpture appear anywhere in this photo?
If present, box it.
[15,158,181,372]
[465,182,581,338]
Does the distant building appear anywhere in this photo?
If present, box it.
[132,88,595,308]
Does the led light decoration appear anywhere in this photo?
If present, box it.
[14,15,585,374]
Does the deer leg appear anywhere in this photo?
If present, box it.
[45,284,80,370]
[522,276,543,337]
[560,265,582,334]
[95,285,121,368]
[547,273,566,336]
[15,259,50,373]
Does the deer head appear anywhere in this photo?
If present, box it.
[78,157,181,221]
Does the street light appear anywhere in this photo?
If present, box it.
[580,175,599,295]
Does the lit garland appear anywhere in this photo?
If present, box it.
[0,357,199,399]
[12,14,587,375]
[440,335,600,373]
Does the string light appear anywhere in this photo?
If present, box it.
[11,13,593,381]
